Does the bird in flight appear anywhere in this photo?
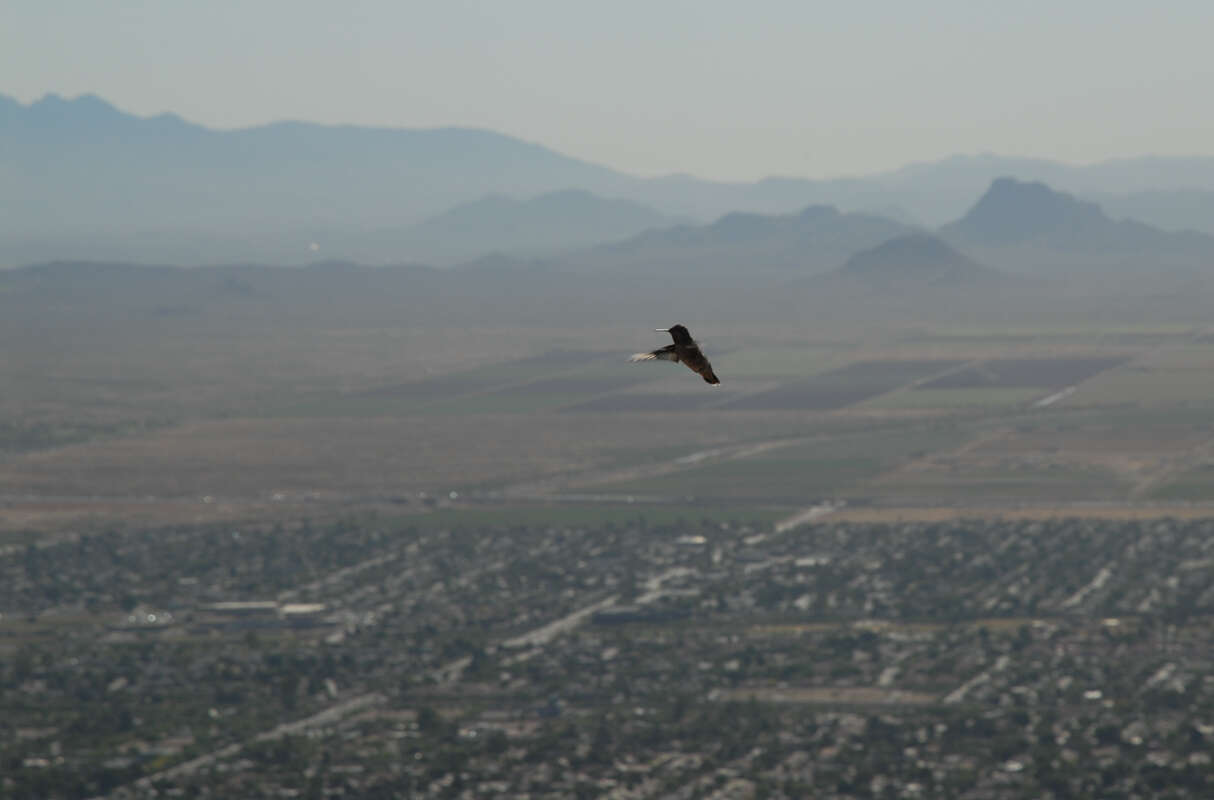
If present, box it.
[630,324,721,385]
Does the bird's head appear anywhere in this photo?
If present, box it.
[657,324,692,344]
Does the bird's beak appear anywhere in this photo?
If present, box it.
[655,328,668,332]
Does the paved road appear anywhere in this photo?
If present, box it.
[99,694,386,799]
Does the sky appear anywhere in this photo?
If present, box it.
[3,1,1213,182]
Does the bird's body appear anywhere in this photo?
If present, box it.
[630,324,720,385]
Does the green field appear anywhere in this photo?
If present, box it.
[7,317,1214,527]
[904,324,1197,342]
[399,503,787,531]
[870,464,1131,503]
[710,346,848,379]
[588,426,971,502]
[1146,467,1214,501]
[859,387,1045,410]
[1074,365,1214,407]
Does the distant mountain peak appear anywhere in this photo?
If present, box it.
[29,91,122,114]
[938,177,1214,271]
[798,204,841,221]
[944,177,1109,245]
[833,233,996,288]
[403,188,681,264]
[9,91,173,135]
[705,204,843,240]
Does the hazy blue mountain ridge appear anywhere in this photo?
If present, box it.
[561,204,914,285]
[1096,189,1214,235]
[6,92,1214,267]
[829,233,1000,289]
[0,93,628,237]
[9,172,1214,333]
[391,189,686,264]
[939,178,1214,275]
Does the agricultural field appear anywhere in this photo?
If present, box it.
[4,319,1214,532]
[563,390,737,413]
[724,359,966,410]
[867,462,1130,504]
[866,386,1048,410]
[1147,467,1214,501]
[402,503,786,531]
[702,345,848,380]
[919,356,1129,389]
[1070,345,1214,408]
[0,412,823,501]
[581,425,972,502]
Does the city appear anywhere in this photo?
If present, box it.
[5,509,1214,797]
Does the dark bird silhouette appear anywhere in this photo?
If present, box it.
[630,324,721,385]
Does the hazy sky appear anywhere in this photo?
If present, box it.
[3,1,1213,181]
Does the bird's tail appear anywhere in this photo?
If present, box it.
[701,368,721,385]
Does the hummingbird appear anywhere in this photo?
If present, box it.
[629,324,721,385]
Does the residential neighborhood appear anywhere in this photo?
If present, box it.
[4,512,1214,797]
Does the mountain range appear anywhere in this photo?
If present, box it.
[559,205,912,285]
[824,234,1001,290]
[541,177,1214,286]
[6,174,1214,337]
[372,189,686,265]
[940,178,1214,275]
[6,92,1214,268]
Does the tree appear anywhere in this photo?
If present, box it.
[418,706,443,736]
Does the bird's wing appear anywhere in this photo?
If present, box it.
[630,344,678,362]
